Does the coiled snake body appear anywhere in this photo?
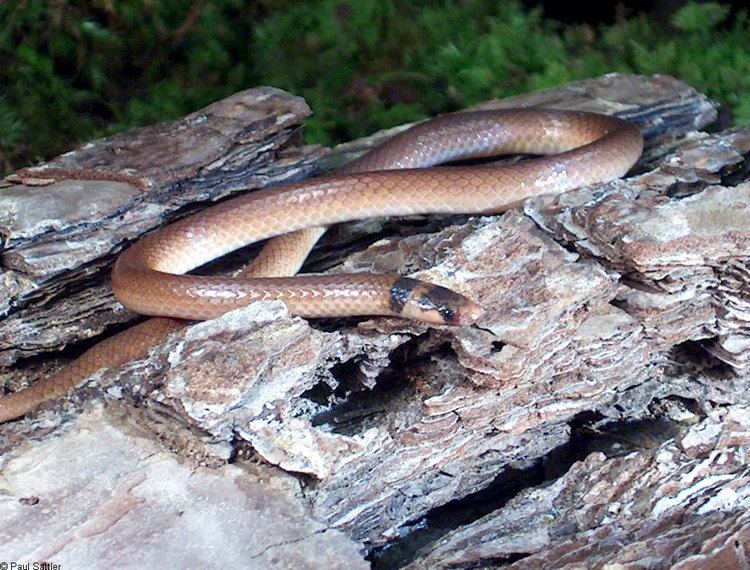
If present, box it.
[0,109,643,423]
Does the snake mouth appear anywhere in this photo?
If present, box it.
[450,299,484,326]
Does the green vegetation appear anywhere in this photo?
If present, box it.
[1,1,748,174]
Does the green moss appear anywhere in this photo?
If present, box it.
[1,1,749,174]
[253,0,750,146]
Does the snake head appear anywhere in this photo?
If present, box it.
[389,277,483,325]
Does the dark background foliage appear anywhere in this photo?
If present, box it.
[1,0,748,175]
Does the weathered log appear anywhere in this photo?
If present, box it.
[2,74,749,568]
[0,86,325,366]
[405,405,750,569]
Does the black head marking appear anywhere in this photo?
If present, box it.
[389,277,418,314]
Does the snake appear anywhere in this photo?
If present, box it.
[0,109,643,423]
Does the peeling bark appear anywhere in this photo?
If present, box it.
[0,86,326,366]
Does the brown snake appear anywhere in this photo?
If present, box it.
[0,109,643,423]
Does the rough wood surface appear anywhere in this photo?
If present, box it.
[2,74,749,569]
[406,405,750,569]
[0,86,325,366]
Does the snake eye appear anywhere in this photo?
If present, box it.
[438,304,456,322]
